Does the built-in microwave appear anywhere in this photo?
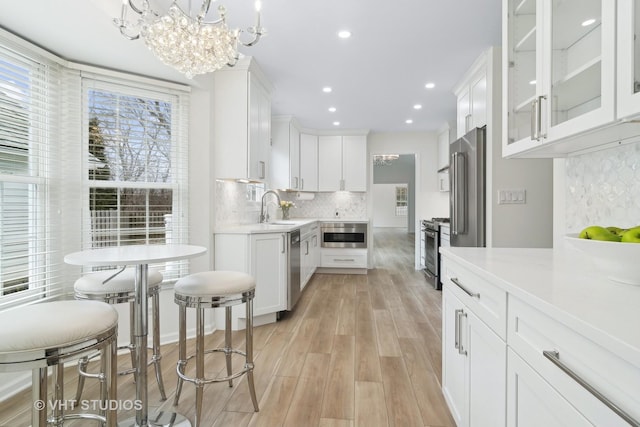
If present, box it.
[320,222,367,249]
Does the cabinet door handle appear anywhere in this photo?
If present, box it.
[458,311,468,356]
[340,179,345,191]
[537,95,547,139]
[281,234,286,253]
[530,97,539,140]
[300,178,304,190]
[259,161,266,179]
[454,309,463,350]
[543,350,640,427]
[451,277,480,299]
[305,240,309,255]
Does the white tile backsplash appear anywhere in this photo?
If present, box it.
[280,192,368,219]
[215,180,369,228]
[565,141,640,232]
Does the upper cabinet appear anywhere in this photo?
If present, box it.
[213,57,272,180]
[503,0,640,158]
[454,62,487,139]
[318,134,367,192]
[270,116,301,190]
[299,133,318,192]
[437,125,451,171]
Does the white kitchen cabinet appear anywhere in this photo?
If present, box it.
[250,233,287,316]
[441,258,507,427]
[213,57,272,181]
[320,248,367,269]
[507,295,640,427]
[300,222,319,289]
[617,0,640,119]
[214,231,287,325]
[502,0,618,158]
[507,349,592,427]
[299,133,318,191]
[454,63,487,139]
[270,116,301,190]
[318,134,367,192]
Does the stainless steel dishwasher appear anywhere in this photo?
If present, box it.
[287,229,301,310]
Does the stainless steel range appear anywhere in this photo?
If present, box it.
[421,217,449,290]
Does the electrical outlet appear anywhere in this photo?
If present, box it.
[498,189,526,204]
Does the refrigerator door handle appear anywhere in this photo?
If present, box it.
[452,152,466,236]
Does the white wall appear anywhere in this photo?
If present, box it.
[373,184,408,228]
[368,131,450,224]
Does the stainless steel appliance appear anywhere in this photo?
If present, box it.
[321,222,367,249]
[422,218,449,290]
[287,230,301,310]
[450,127,486,247]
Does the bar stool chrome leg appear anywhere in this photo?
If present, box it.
[152,291,167,400]
[173,304,187,406]
[246,297,259,411]
[225,306,233,388]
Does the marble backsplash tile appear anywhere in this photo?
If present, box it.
[565,141,640,232]
[280,191,368,219]
[215,180,369,228]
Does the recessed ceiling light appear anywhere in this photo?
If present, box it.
[338,30,352,39]
[406,119,413,124]
[413,104,422,110]
[582,18,596,27]
[328,107,337,112]
[425,82,435,89]
[323,86,332,93]
[529,80,536,85]
[333,121,340,126]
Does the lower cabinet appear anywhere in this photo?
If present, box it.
[442,285,506,427]
[507,349,592,427]
[250,233,287,316]
[441,252,640,427]
[214,232,287,326]
[320,248,367,269]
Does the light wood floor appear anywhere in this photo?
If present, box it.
[0,227,454,427]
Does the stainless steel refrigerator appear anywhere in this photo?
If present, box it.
[449,126,486,247]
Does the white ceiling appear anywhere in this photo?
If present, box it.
[0,0,501,133]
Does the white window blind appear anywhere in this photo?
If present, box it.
[0,37,66,309]
[81,78,190,281]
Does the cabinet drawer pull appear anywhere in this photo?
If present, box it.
[451,277,480,299]
[543,350,640,427]
[334,258,355,262]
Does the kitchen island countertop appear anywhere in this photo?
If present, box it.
[440,246,640,363]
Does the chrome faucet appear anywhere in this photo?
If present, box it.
[259,190,281,223]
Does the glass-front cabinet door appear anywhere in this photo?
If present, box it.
[505,0,540,153]
[617,0,640,119]
[503,0,615,157]
[545,0,614,141]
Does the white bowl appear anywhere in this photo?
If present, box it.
[565,233,640,286]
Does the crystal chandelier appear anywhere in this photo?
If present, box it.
[373,154,400,166]
[114,0,265,79]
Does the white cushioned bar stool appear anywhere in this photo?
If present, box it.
[73,268,167,401]
[0,300,118,427]
[173,271,259,427]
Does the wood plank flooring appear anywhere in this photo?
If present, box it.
[0,227,454,427]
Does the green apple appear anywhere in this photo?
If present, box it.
[579,226,622,242]
[606,226,627,237]
[620,226,640,243]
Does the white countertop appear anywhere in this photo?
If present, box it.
[440,246,640,364]
[215,218,370,234]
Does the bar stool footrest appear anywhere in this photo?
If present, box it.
[176,348,253,386]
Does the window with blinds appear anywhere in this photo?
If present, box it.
[82,79,189,281]
[0,39,65,308]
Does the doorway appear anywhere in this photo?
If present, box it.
[372,154,416,232]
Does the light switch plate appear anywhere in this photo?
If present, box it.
[498,189,526,204]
